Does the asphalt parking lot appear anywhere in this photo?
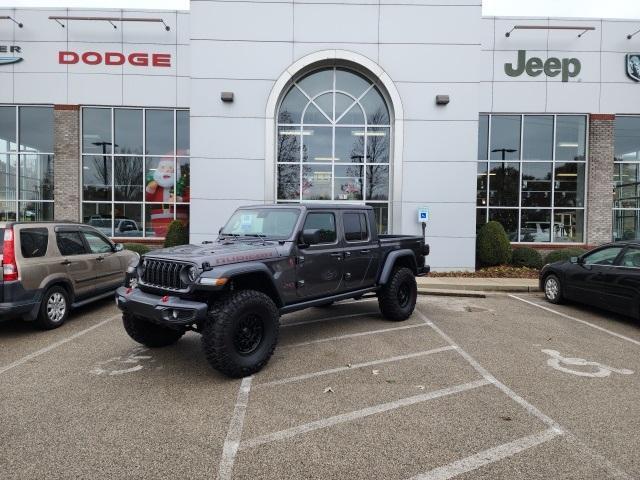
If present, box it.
[1,293,640,480]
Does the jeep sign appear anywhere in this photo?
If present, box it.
[505,50,581,82]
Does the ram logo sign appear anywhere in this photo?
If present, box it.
[626,54,640,82]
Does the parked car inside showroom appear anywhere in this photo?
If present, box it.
[540,241,640,318]
[0,222,138,329]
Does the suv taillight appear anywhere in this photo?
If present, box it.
[3,227,18,281]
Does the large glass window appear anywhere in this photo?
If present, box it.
[0,106,54,222]
[81,107,189,238]
[477,114,586,243]
[276,67,391,233]
[613,116,640,240]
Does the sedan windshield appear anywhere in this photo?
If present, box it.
[220,208,299,239]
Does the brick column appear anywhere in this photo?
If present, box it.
[585,114,615,246]
[53,104,81,222]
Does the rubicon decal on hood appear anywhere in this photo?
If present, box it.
[58,51,171,67]
[0,57,22,65]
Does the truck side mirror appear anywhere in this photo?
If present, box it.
[299,229,321,247]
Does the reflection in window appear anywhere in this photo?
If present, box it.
[82,108,189,237]
[477,114,586,242]
[276,67,391,232]
[613,116,640,241]
[0,107,54,221]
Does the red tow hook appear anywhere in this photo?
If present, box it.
[161,295,169,303]
[125,287,133,295]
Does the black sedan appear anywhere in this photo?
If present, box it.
[540,241,640,318]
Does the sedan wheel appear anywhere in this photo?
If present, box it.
[544,274,562,304]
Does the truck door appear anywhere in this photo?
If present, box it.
[341,211,376,290]
[296,211,344,298]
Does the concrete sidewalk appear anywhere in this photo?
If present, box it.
[417,277,540,298]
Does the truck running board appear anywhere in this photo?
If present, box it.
[279,287,378,315]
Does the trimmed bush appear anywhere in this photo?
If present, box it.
[164,220,189,248]
[544,247,587,265]
[123,243,151,255]
[477,221,512,267]
[510,247,543,269]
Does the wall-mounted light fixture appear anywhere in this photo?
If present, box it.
[505,25,595,38]
[220,92,234,103]
[435,95,450,105]
[0,16,23,28]
[49,16,170,31]
[627,28,640,39]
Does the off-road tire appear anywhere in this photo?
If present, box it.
[378,267,417,321]
[202,290,279,378]
[543,274,563,305]
[35,286,70,330]
[122,313,185,347]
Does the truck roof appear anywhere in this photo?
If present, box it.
[239,203,373,211]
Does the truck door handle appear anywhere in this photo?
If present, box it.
[60,260,72,266]
[360,249,371,254]
[330,253,343,260]
[344,251,352,258]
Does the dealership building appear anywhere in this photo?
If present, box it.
[1,3,640,270]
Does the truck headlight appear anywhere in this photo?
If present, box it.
[180,265,200,285]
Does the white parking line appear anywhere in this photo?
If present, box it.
[218,376,253,480]
[509,295,640,348]
[0,315,118,376]
[239,379,490,451]
[281,323,427,349]
[416,308,633,479]
[257,345,457,388]
[410,428,562,480]
[281,311,379,328]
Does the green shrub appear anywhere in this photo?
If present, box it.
[476,221,512,267]
[544,247,587,265]
[123,243,150,255]
[164,220,189,248]
[510,247,543,269]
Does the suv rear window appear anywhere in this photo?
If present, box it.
[20,228,49,258]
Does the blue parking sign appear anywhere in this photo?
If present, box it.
[418,207,429,223]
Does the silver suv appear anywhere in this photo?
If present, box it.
[0,222,138,329]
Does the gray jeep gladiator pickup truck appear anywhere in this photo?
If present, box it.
[116,204,429,378]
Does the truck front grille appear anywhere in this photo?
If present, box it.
[141,259,189,291]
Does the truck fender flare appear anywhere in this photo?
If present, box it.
[379,249,417,285]
[200,262,284,306]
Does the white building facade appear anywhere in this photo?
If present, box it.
[0,3,639,270]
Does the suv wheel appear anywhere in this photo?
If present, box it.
[378,267,417,321]
[35,286,70,330]
[543,274,563,304]
[202,290,279,378]
[123,314,185,347]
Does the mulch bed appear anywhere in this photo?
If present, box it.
[430,266,539,279]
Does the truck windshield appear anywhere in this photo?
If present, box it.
[220,209,299,240]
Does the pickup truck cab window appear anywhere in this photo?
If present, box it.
[302,212,337,244]
[343,212,369,242]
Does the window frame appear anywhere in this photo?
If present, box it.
[275,66,392,234]
[613,115,640,242]
[56,230,88,257]
[0,105,55,222]
[302,211,339,246]
[343,211,370,243]
[80,106,190,240]
[477,113,588,245]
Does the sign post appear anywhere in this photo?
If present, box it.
[417,207,429,241]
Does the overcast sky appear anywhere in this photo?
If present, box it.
[0,0,639,19]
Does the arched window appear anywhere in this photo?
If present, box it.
[276,66,391,233]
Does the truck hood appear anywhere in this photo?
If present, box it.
[143,241,281,268]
